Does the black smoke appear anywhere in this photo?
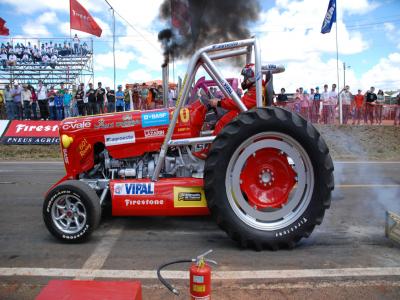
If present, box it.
[158,0,260,60]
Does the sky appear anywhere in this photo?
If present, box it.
[0,0,399,93]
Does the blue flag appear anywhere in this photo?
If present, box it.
[321,0,336,34]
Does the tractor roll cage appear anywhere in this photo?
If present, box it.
[152,37,283,181]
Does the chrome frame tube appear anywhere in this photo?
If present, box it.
[168,136,216,147]
[209,48,249,61]
[152,38,261,181]
[202,63,231,100]
[254,38,263,108]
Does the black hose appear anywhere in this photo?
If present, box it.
[157,259,192,296]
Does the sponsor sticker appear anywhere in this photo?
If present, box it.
[144,128,165,138]
[62,120,91,130]
[141,111,169,128]
[0,120,9,138]
[114,183,155,195]
[94,119,114,129]
[78,138,92,158]
[105,132,136,146]
[173,186,207,208]
[124,199,164,207]
[63,148,69,164]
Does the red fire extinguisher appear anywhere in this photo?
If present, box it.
[190,255,212,299]
[157,249,217,298]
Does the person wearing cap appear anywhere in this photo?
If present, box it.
[63,88,72,118]
[47,86,56,120]
[115,85,124,112]
[352,89,364,125]
[86,83,96,115]
[74,83,85,116]
[300,89,310,120]
[312,87,321,123]
[11,82,23,120]
[21,84,32,120]
[95,82,106,114]
[106,86,115,113]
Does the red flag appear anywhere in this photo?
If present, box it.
[70,0,102,37]
[0,18,10,36]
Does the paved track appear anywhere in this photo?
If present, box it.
[0,161,399,299]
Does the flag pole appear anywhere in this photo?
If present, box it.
[335,1,342,124]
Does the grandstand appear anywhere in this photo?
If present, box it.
[0,37,94,87]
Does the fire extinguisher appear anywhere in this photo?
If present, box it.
[157,249,217,299]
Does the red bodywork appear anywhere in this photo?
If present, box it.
[54,100,209,216]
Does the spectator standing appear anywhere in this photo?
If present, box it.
[340,85,352,124]
[0,87,5,119]
[21,84,32,120]
[115,85,125,112]
[11,82,22,120]
[73,34,80,55]
[95,82,105,114]
[328,84,338,124]
[54,91,63,120]
[63,88,72,118]
[4,84,14,120]
[375,89,384,125]
[132,84,139,110]
[47,86,56,120]
[86,83,97,115]
[312,87,321,123]
[140,83,148,110]
[168,86,176,107]
[365,87,377,125]
[300,90,310,119]
[37,81,49,120]
[106,87,115,113]
[124,86,131,111]
[394,91,400,126]
[28,83,38,120]
[321,84,330,124]
[75,83,85,116]
[352,89,364,125]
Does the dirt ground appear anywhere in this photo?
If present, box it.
[0,125,399,161]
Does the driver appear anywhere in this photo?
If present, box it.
[193,63,261,159]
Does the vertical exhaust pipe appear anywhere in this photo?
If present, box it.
[162,58,169,108]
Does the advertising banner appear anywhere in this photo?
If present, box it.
[2,120,60,145]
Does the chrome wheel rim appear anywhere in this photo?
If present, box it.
[51,194,87,234]
[225,132,314,231]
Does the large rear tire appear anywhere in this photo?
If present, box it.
[204,107,334,250]
[43,180,101,243]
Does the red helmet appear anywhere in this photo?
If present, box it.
[241,63,255,90]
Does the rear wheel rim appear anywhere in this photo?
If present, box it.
[51,194,87,234]
[225,132,314,231]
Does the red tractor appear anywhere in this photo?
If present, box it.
[43,38,334,249]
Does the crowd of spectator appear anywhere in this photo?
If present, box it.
[0,80,176,121]
[0,34,90,69]
[0,79,399,126]
[275,84,400,126]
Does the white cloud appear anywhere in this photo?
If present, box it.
[22,22,50,37]
[384,22,400,50]
[361,52,400,91]
[39,12,57,25]
[94,50,135,71]
[127,69,153,83]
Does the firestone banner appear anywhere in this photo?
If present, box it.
[2,120,60,145]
